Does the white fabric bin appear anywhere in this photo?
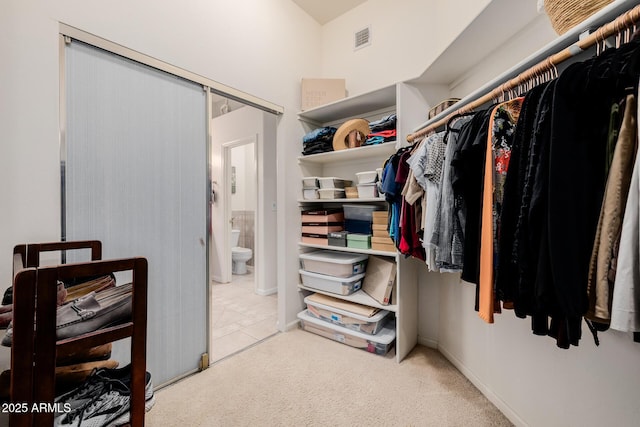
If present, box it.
[300,250,368,277]
[299,269,363,295]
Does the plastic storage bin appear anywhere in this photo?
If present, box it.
[299,269,364,295]
[300,250,368,277]
[302,176,320,188]
[297,310,396,355]
[303,189,319,200]
[347,233,371,249]
[343,204,384,221]
[318,177,352,189]
[355,171,378,184]
[357,183,378,198]
[345,219,372,234]
[304,294,390,334]
[318,188,345,199]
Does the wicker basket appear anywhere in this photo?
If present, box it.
[544,0,613,35]
[428,98,461,120]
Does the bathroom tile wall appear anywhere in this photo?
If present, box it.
[232,210,255,266]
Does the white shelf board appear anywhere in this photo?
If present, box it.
[298,85,396,124]
[298,285,398,313]
[298,141,397,164]
[299,242,397,258]
[298,197,386,204]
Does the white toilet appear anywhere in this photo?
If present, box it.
[231,229,252,275]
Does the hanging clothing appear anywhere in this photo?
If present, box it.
[451,108,495,290]
[546,46,640,347]
[611,91,640,333]
[495,84,549,313]
[587,94,638,326]
[478,98,523,324]
[397,150,426,261]
[407,132,446,270]
[431,115,474,272]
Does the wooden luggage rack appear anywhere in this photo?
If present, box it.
[10,240,148,427]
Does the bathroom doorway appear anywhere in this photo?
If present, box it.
[209,97,278,363]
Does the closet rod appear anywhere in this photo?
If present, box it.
[407,3,640,143]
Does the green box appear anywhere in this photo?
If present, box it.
[347,233,371,250]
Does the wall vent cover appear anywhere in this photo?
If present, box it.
[354,26,371,50]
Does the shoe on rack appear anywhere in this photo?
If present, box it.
[56,343,113,367]
[1,323,12,347]
[55,360,120,395]
[95,283,133,302]
[0,309,11,329]
[64,276,115,304]
[56,291,132,341]
[54,365,155,427]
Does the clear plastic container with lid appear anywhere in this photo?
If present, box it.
[300,250,368,277]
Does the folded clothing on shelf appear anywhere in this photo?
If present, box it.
[368,114,396,133]
[364,129,397,146]
[302,127,337,155]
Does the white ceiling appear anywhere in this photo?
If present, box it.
[292,0,368,25]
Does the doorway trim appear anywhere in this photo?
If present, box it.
[222,135,259,288]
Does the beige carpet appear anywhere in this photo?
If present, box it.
[146,328,512,427]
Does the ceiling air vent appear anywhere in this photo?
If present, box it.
[354,26,371,50]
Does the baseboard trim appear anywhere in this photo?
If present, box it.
[417,336,438,349]
[437,344,527,427]
[255,287,277,296]
[283,319,300,332]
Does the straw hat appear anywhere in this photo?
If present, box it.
[332,118,370,151]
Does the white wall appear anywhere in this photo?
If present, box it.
[0,0,320,336]
[320,0,492,97]
[231,142,257,212]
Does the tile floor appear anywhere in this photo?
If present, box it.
[210,268,278,362]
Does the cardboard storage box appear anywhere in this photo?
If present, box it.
[300,250,368,277]
[372,211,389,225]
[301,78,346,111]
[372,233,395,252]
[299,269,364,295]
[347,233,371,250]
[301,233,328,246]
[363,255,397,305]
[297,309,396,355]
[301,208,344,223]
[301,222,344,235]
[372,224,388,237]
[328,231,348,247]
[304,293,390,335]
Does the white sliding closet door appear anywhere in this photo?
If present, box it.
[64,40,208,386]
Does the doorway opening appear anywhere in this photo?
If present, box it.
[209,95,278,363]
